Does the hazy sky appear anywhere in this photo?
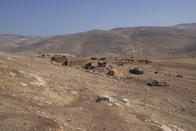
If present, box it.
[0,0,196,36]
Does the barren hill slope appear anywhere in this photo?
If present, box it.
[10,30,142,56]
[0,34,42,52]
[111,26,196,56]
[2,23,196,56]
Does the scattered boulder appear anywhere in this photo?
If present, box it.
[147,79,159,86]
[96,95,117,103]
[51,55,68,65]
[98,60,106,67]
[147,79,169,86]
[129,68,144,74]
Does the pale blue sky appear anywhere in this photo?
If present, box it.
[0,0,196,36]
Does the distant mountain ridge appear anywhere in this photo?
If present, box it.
[173,23,196,31]
[1,23,196,56]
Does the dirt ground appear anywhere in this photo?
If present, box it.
[0,52,196,131]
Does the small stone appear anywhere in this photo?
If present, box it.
[21,82,28,86]
[179,106,186,111]
[121,99,130,104]
[8,72,17,77]
[191,99,195,103]
[18,70,25,74]
[121,98,131,107]
[96,95,117,103]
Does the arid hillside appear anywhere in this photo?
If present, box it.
[2,23,196,56]
[0,34,42,52]
[0,51,196,130]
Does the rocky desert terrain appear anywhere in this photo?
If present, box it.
[0,23,196,131]
[0,51,196,131]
